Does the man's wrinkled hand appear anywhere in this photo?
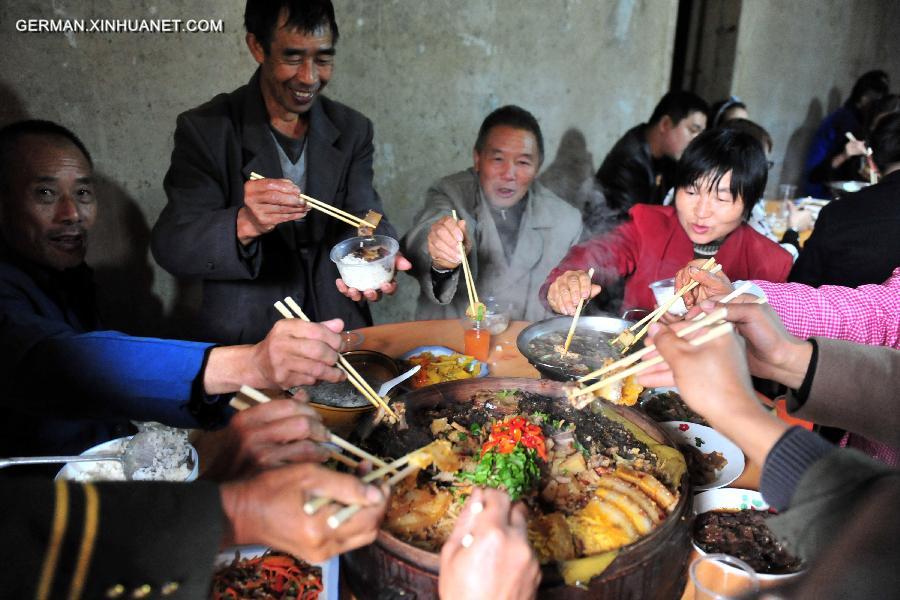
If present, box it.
[546,270,601,315]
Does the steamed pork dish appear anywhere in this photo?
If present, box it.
[528,331,621,376]
[694,509,803,574]
[363,389,686,585]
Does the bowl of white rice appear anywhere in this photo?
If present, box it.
[56,430,199,482]
[330,235,398,291]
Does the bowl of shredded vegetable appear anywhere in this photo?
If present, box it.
[210,547,338,600]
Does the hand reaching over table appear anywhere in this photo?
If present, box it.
[220,463,387,563]
[546,269,602,315]
[439,488,541,600]
[336,253,413,302]
[237,177,310,245]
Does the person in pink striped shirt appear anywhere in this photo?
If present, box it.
[676,263,900,349]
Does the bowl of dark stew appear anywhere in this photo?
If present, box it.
[692,488,804,583]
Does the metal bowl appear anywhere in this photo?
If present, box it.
[516,315,632,381]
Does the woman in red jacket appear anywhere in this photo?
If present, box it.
[542,128,792,315]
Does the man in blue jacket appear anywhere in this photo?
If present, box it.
[0,119,346,460]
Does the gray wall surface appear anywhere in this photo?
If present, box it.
[0,0,677,332]
[731,0,900,196]
[1,0,897,335]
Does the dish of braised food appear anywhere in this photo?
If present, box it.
[693,509,804,575]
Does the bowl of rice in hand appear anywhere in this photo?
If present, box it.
[305,350,400,436]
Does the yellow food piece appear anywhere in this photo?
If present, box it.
[593,487,654,535]
[613,468,678,513]
[559,551,619,587]
[595,477,663,524]
[423,439,461,473]
[385,481,453,535]
[567,498,637,555]
[557,452,588,475]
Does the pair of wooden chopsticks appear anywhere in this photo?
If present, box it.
[314,448,425,529]
[612,257,721,352]
[229,385,389,471]
[577,282,764,386]
[449,210,484,318]
[562,267,595,355]
[249,172,378,230]
[273,297,400,421]
[572,315,736,409]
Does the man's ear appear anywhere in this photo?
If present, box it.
[246,33,266,65]
[658,115,674,133]
[472,148,481,173]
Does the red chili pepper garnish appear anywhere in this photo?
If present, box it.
[481,416,547,460]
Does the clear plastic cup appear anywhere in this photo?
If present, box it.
[690,553,760,600]
[649,277,687,316]
[330,235,398,291]
[482,296,512,335]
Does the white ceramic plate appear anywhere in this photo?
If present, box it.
[55,436,199,482]
[660,421,744,491]
[398,345,489,378]
[213,545,338,600]
[693,488,804,582]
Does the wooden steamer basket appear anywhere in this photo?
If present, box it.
[343,378,692,599]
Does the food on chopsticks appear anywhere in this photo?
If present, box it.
[362,388,685,585]
[640,390,709,425]
[563,357,644,407]
[407,351,483,388]
[678,443,728,486]
[210,550,323,600]
[693,509,804,575]
[528,330,621,376]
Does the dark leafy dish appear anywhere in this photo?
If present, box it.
[693,509,803,574]
[363,389,686,586]
[678,443,728,487]
[211,550,322,599]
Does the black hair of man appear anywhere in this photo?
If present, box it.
[474,105,544,164]
[869,111,900,173]
[720,118,773,154]
[848,70,889,107]
[672,127,767,220]
[244,0,339,54]
[0,119,92,194]
[709,96,747,128]
[648,91,709,127]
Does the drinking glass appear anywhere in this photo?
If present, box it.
[690,553,760,600]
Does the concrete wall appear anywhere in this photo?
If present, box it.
[730,0,900,197]
[0,0,677,332]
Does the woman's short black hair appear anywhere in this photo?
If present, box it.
[244,0,339,54]
[672,128,768,220]
[474,105,544,164]
[869,111,900,173]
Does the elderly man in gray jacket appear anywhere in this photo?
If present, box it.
[402,106,583,321]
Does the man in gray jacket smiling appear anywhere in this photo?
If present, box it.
[402,105,583,322]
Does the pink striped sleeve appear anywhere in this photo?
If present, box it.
[753,268,900,349]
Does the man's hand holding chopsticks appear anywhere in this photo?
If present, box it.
[220,463,388,563]
[336,253,413,302]
[428,215,472,271]
[237,177,311,245]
